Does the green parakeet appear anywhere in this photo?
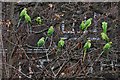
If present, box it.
[58,38,65,49]
[85,18,92,30]
[102,21,107,33]
[37,37,45,47]
[80,21,86,31]
[101,32,109,42]
[36,17,42,25]
[47,26,54,37]
[17,8,27,29]
[102,42,112,58]
[19,8,27,19]
[103,42,112,51]
[80,18,92,31]
[25,13,31,23]
[83,40,91,62]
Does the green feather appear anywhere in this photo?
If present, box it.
[47,26,54,37]
[37,37,45,47]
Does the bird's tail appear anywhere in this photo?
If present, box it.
[16,18,22,30]
[82,49,87,63]
[29,24,32,33]
[45,37,48,42]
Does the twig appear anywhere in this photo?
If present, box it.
[46,36,53,61]
[4,36,30,60]
[20,46,30,60]
[0,63,33,79]
[67,59,81,70]
[32,28,48,34]
[55,61,68,78]
[91,51,104,66]
[71,30,88,51]
[86,51,104,75]
[31,3,39,16]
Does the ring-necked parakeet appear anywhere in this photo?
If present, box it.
[101,32,109,42]
[80,18,92,31]
[17,8,27,29]
[102,21,107,33]
[85,18,92,30]
[19,8,27,19]
[83,40,91,62]
[25,13,32,32]
[25,13,31,23]
[103,42,112,51]
[102,42,112,58]
[58,38,65,49]
[36,17,42,25]
[37,37,45,47]
[80,21,86,31]
[47,26,54,37]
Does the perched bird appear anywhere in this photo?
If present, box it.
[25,13,31,23]
[101,32,109,42]
[58,38,65,49]
[19,8,27,19]
[25,13,32,32]
[102,42,112,58]
[17,8,27,29]
[102,21,107,33]
[84,18,92,30]
[80,18,92,31]
[37,37,45,47]
[83,40,91,62]
[36,17,42,25]
[103,42,112,51]
[80,21,85,31]
[47,26,54,37]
